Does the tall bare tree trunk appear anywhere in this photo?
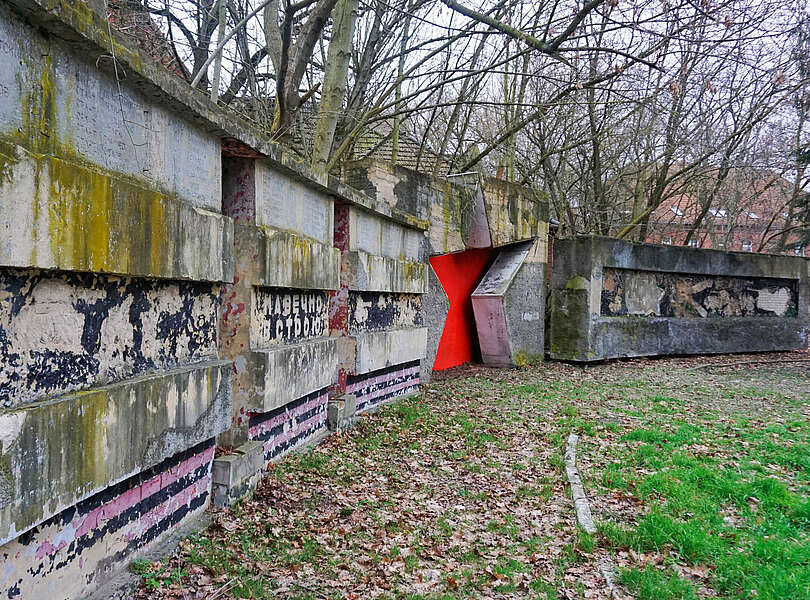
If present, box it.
[210,0,227,102]
[311,0,359,179]
[391,6,412,166]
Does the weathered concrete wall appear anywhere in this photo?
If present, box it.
[1,439,215,600]
[481,178,549,249]
[0,270,219,408]
[0,4,221,212]
[220,156,339,454]
[0,1,236,596]
[0,0,557,593]
[344,160,490,255]
[0,362,230,547]
[256,163,334,246]
[550,236,810,361]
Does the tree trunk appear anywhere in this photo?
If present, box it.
[311,0,359,179]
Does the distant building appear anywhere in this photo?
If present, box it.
[643,170,808,256]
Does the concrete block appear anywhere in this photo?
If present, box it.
[482,178,548,247]
[0,360,232,546]
[255,338,338,412]
[257,227,340,290]
[472,240,545,366]
[348,206,422,260]
[255,162,333,245]
[327,394,357,431]
[0,268,220,409]
[355,327,428,374]
[0,142,233,282]
[0,3,221,211]
[0,439,216,600]
[212,440,265,507]
[342,250,429,293]
[347,360,421,413]
[348,291,423,332]
[549,236,810,361]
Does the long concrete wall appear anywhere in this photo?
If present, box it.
[549,236,810,361]
[0,0,433,596]
[0,0,235,594]
[0,0,552,595]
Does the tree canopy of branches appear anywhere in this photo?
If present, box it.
[116,0,809,249]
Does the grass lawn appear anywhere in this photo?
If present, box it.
[133,352,809,600]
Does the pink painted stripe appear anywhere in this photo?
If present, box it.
[139,474,211,532]
[161,446,215,488]
[65,447,214,558]
[248,394,327,439]
[263,412,327,453]
[354,378,420,404]
[346,366,419,394]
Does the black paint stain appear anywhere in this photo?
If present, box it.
[0,268,217,408]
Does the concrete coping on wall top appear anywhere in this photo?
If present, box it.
[4,0,428,233]
[567,235,807,279]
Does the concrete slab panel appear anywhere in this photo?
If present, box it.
[251,289,330,348]
[256,162,333,245]
[257,227,340,291]
[342,250,428,294]
[0,142,233,282]
[354,327,428,374]
[0,268,220,409]
[482,178,548,248]
[256,338,338,412]
[0,2,221,211]
[0,361,232,546]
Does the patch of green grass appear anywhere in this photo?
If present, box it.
[601,415,810,600]
[130,558,187,591]
[619,565,697,600]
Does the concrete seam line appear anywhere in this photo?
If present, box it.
[565,432,623,599]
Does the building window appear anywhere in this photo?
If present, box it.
[662,237,672,245]
[709,208,728,218]
[742,240,753,252]
[670,207,684,217]
[795,246,805,256]
[687,239,698,248]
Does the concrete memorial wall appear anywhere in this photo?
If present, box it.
[219,156,340,467]
[0,0,433,596]
[336,203,429,414]
[0,0,233,596]
[549,236,810,361]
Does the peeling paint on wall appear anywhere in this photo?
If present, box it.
[0,268,218,408]
[601,268,799,318]
[348,292,422,333]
